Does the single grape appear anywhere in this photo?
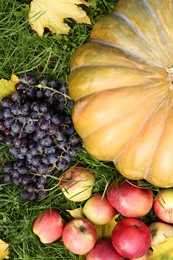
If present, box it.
[1,97,14,108]
[4,173,11,182]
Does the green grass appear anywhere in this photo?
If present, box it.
[0,0,124,259]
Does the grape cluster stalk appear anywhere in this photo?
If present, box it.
[0,74,81,200]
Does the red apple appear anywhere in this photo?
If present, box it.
[149,221,173,246]
[62,218,97,255]
[83,193,116,225]
[112,218,152,259]
[131,249,153,260]
[32,208,65,244]
[153,189,173,223]
[106,179,153,218]
[86,239,124,260]
[59,165,95,202]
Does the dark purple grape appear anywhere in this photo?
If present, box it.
[44,89,52,97]
[11,123,21,133]
[38,164,49,174]
[48,80,58,88]
[40,136,52,146]
[48,154,59,164]
[3,163,12,173]
[41,156,50,165]
[57,159,68,171]
[24,121,36,133]
[44,145,56,155]
[13,137,22,147]
[4,128,11,136]
[44,112,51,121]
[29,193,36,201]
[20,191,30,200]
[38,190,48,199]
[11,105,20,115]
[1,97,14,107]
[39,118,50,130]
[25,88,36,98]
[13,178,21,186]
[15,82,26,92]
[40,103,49,113]
[0,121,5,130]
[4,137,12,145]
[20,144,28,155]
[36,90,44,98]
[31,102,40,112]
[11,92,22,102]
[20,103,30,115]
[0,134,4,141]
[0,111,3,119]
[36,143,44,153]
[38,176,48,185]
[17,166,27,175]
[36,182,44,190]
[17,115,27,124]
[4,117,14,128]
[21,175,30,185]
[35,130,46,139]
[12,170,20,178]
[20,74,37,85]
[38,77,48,85]
[4,173,11,182]
[47,125,56,135]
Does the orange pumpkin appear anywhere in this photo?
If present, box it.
[68,0,173,187]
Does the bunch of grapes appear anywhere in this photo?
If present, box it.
[0,74,81,200]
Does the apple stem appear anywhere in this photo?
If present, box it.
[80,226,87,233]
[134,224,141,229]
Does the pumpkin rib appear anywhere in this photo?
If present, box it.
[111,11,162,64]
[90,39,160,69]
[73,83,168,141]
[69,65,166,102]
[115,93,172,163]
[112,11,172,67]
[70,41,166,75]
[114,95,173,186]
[114,0,173,66]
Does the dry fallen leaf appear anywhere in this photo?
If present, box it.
[149,237,173,259]
[29,0,91,36]
[0,74,19,101]
[0,239,9,259]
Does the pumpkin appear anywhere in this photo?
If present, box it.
[68,0,173,188]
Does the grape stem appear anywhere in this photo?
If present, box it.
[37,84,71,100]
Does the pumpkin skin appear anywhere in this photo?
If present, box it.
[69,0,173,187]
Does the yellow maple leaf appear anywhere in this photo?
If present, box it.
[29,0,91,37]
[149,237,173,260]
[0,74,19,101]
[0,239,9,259]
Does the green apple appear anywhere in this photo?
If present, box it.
[83,193,116,225]
[59,165,95,202]
[149,221,173,246]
